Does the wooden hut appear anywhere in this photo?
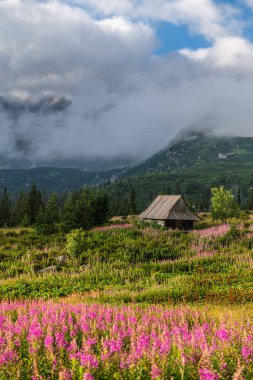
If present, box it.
[139,195,201,230]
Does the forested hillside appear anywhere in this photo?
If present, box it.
[1,132,253,214]
[105,132,253,213]
[126,132,253,175]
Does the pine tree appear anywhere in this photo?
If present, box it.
[26,183,43,225]
[75,188,93,229]
[129,188,137,214]
[92,191,109,225]
[0,189,11,227]
[12,190,27,226]
[246,189,253,210]
[36,193,59,234]
[61,193,78,232]
[237,188,242,207]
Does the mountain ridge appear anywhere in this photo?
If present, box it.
[1,132,253,200]
[124,131,253,176]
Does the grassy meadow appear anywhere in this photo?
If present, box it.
[0,215,252,379]
[0,217,252,304]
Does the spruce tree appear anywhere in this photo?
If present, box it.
[92,191,109,225]
[61,193,77,232]
[36,193,59,234]
[12,190,27,226]
[237,188,242,207]
[0,188,11,227]
[26,183,43,225]
[75,188,93,229]
[246,189,253,210]
[129,188,137,214]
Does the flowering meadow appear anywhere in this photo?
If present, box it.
[0,301,252,380]
[0,220,252,378]
[195,224,230,239]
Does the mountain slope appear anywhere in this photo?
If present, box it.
[126,132,253,176]
[2,131,253,210]
[104,132,253,213]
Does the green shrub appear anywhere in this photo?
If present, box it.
[66,229,87,258]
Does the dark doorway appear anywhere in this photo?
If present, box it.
[165,220,194,230]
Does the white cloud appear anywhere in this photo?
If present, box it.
[77,0,241,40]
[245,0,253,7]
[0,0,155,96]
[181,36,253,70]
[0,0,253,166]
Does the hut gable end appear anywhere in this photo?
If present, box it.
[168,197,199,221]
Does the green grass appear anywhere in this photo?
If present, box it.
[0,219,252,304]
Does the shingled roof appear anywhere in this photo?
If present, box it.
[139,195,201,221]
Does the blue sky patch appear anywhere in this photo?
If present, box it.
[154,21,211,55]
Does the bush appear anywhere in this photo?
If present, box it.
[66,229,87,258]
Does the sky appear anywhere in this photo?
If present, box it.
[1,0,253,165]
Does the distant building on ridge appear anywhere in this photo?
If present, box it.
[139,195,201,230]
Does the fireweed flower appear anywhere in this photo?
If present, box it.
[196,224,230,238]
[241,346,253,363]
[151,363,162,379]
[199,368,219,380]
[0,301,251,379]
[83,373,94,380]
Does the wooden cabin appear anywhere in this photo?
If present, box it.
[139,195,201,230]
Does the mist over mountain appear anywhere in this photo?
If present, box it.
[0,95,136,170]
[0,96,71,117]
[0,0,253,170]
[2,1,253,171]
[1,131,253,199]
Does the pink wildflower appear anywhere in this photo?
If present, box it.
[80,354,99,368]
[216,329,229,341]
[83,373,94,380]
[242,346,252,363]
[151,364,162,379]
[199,368,219,380]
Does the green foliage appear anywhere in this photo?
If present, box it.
[60,188,109,232]
[0,184,110,233]
[26,183,43,225]
[12,190,27,226]
[66,229,87,258]
[35,193,59,235]
[0,218,252,304]
[211,186,240,222]
[228,223,241,239]
[4,134,253,217]
[0,188,11,227]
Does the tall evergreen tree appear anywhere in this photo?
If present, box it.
[92,191,109,225]
[0,188,11,227]
[26,183,43,224]
[36,193,59,234]
[12,190,27,226]
[237,188,242,207]
[129,188,137,214]
[246,189,253,210]
[75,188,93,229]
[61,192,78,232]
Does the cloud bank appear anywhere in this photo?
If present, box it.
[1,0,253,167]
